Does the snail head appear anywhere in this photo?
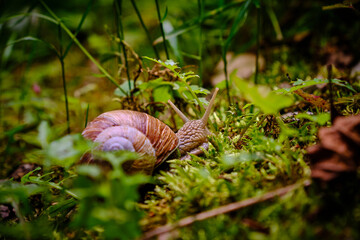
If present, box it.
[168,88,218,155]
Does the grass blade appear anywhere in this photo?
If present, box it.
[153,1,245,45]
[1,12,58,25]
[197,0,204,85]
[222,0,252,104]
[39,0,127,96]
[265,2,283,41]
[63,0,94,58]
[223,0,252,52]
[58,25,70,134]
[254,1,261,85]
[85,103,89,128]
[155,0,169,59]
[8,36,60,59]
[130,0,159,58]
[114,0,131,96]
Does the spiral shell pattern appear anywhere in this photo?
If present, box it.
[82,110,179,166]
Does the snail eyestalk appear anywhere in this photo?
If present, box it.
[201,88,219,124]
[168,100,190,123]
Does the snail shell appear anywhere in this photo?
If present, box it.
[82,110,179,173]
[82,88,219,174]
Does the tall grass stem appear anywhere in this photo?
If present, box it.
[58,25,70,134]
[254,1,261,85]
[114,0,131,96]
[40,0,127,96]
[327,64,337,124]
[197,0,204,86]
[63,0,94,58]
[222,51,231,104]
[155,0,169,59]
[85,103,89,128]
[130,0,159,58]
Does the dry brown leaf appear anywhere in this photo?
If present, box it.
[307,114,360,181]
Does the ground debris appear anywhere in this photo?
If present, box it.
[307,114,360,181]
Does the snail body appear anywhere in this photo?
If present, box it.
[82,88,219,174]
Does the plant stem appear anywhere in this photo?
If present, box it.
[254,0,261,85]
[40,0,127,96]
[266,2,283,41]
[155,0,169,59]
[327,64,337,123]
[197,0,204,86]
[63,0,94,58]
[85,103,89,128]
[222,51,231,104]
[114,0,131,96]
[130,0,159,58]
[58,25,70,134]
[219,1,231,105]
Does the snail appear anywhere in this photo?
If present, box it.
[81,88,219,174]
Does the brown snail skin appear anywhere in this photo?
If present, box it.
[81,88,219,174]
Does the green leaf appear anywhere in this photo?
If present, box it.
[1,12,58,25]
[232,71,293,114]
[0,180,44,203]
[224,0,251,52]
[161,6,168,22]
[153,85,172,102]
[143,56,179,73]
[8,36,60,59]
[92,73,107,78]
[114,80,135,97]
[295,112,330,125]
[37,121,51,149]
[143,56,204,110]
[138,78,173,91]
[243,103,253,109]
[46,134,89,168]
[152,1,245,45]
[21,167,42,184]
[180,72,199,82]
[190,85,210,95]
[47,198,77,217]
[76,165,102,179]
[322,3,353,10]
[63,0,94,58]
[215,79,228,90]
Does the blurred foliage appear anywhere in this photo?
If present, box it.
[1,0,360,239]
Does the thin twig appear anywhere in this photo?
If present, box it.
[141,179,311,240]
